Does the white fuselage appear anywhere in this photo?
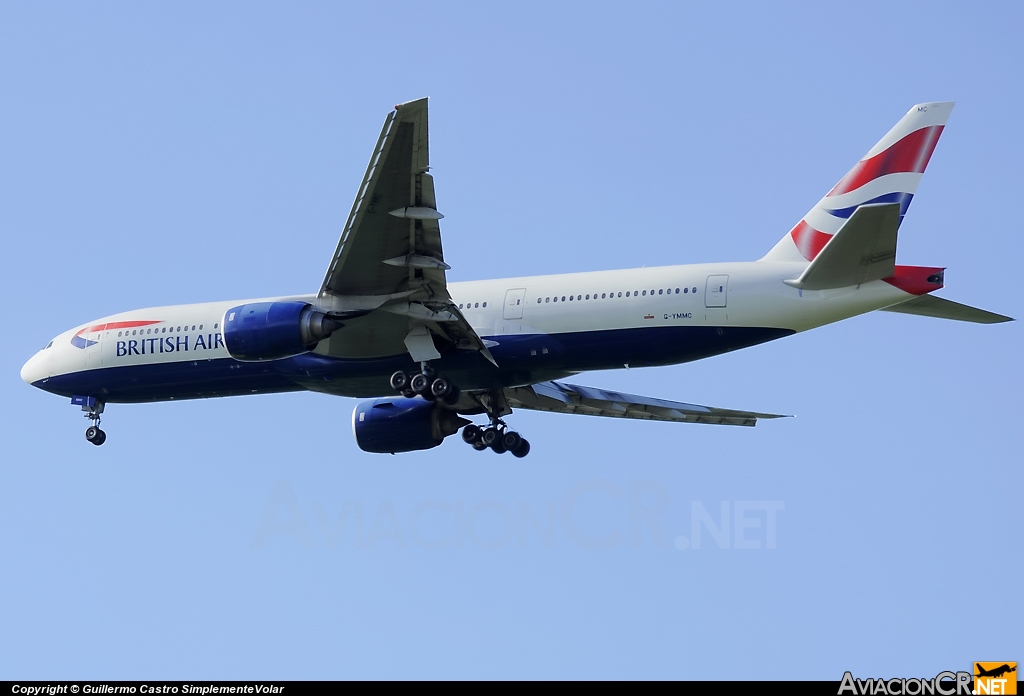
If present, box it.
[22,260,918,403]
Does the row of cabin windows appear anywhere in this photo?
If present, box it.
[116,323,218,337]
[538,287,700,304]
[458,302,487,309]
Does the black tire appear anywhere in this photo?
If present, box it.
[480,428,501,447]
[462,424,483,444]
[94,429,107,446]
[443,386,461,406]
[430,377,453,399]
[490,439,507,454]
[85,426,100,443]
[472,441,488,451]
[501,431,522,452]
[401,388,415,399]
[389,371,409,391]
[511,439,530,458]
[410,373,433,399]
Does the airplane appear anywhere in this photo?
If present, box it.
[20,99,1012,454]
[975,664,1016,679]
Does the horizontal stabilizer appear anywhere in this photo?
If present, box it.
[881,295,1013,324]
[786,203,900,290]
[504,381,789,427]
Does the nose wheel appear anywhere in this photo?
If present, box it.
[85,425,107,446]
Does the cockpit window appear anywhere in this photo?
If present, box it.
[44,340,53,349]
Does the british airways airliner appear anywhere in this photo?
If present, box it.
[20,99,1011,454]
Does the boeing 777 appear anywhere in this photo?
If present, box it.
[20,99,1012,455]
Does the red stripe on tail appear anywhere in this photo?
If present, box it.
[827,126,943,197]
[790,220,833,261]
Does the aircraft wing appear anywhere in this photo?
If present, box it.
[504,381,789,427]
[318,98,494,364]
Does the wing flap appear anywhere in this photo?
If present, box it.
[504,381,789,427]
[881,294,1013,324]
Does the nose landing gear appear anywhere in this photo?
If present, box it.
[74,396,107,446]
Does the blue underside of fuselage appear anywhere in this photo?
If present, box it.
[33,326,793,403]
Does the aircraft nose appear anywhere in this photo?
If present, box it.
[21,351,49,386]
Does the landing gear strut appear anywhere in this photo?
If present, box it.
[79,397,107,446]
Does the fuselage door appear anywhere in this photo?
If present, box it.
[705,275,729,308]
[85,331,104,369]
[503,288,527,320]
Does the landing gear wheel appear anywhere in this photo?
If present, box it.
[501,431,522,452]
[85,426,106,446]
[511,438,530,458]
[480,427,502,448]
[471,441,488,451]
[462,424,483,445]
[430,377,454,400]
[410,372,434,400]
[389,371,409,392]
[443,386,461,406]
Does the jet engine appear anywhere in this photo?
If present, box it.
[222,301,343,361]
[353,398,470,454]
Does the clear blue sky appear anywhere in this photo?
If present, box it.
[1,1,1020,679]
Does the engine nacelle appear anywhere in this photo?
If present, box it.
[353,398,470,454]
[222,301,342,361]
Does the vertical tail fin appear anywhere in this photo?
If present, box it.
[761,102,955,263]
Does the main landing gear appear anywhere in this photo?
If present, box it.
[390,367,531,457]
[461,420,531,458]
[390,367,460,405]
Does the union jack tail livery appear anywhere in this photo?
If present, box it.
[762,101,955,263]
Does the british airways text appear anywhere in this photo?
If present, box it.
[116,332,224,357]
